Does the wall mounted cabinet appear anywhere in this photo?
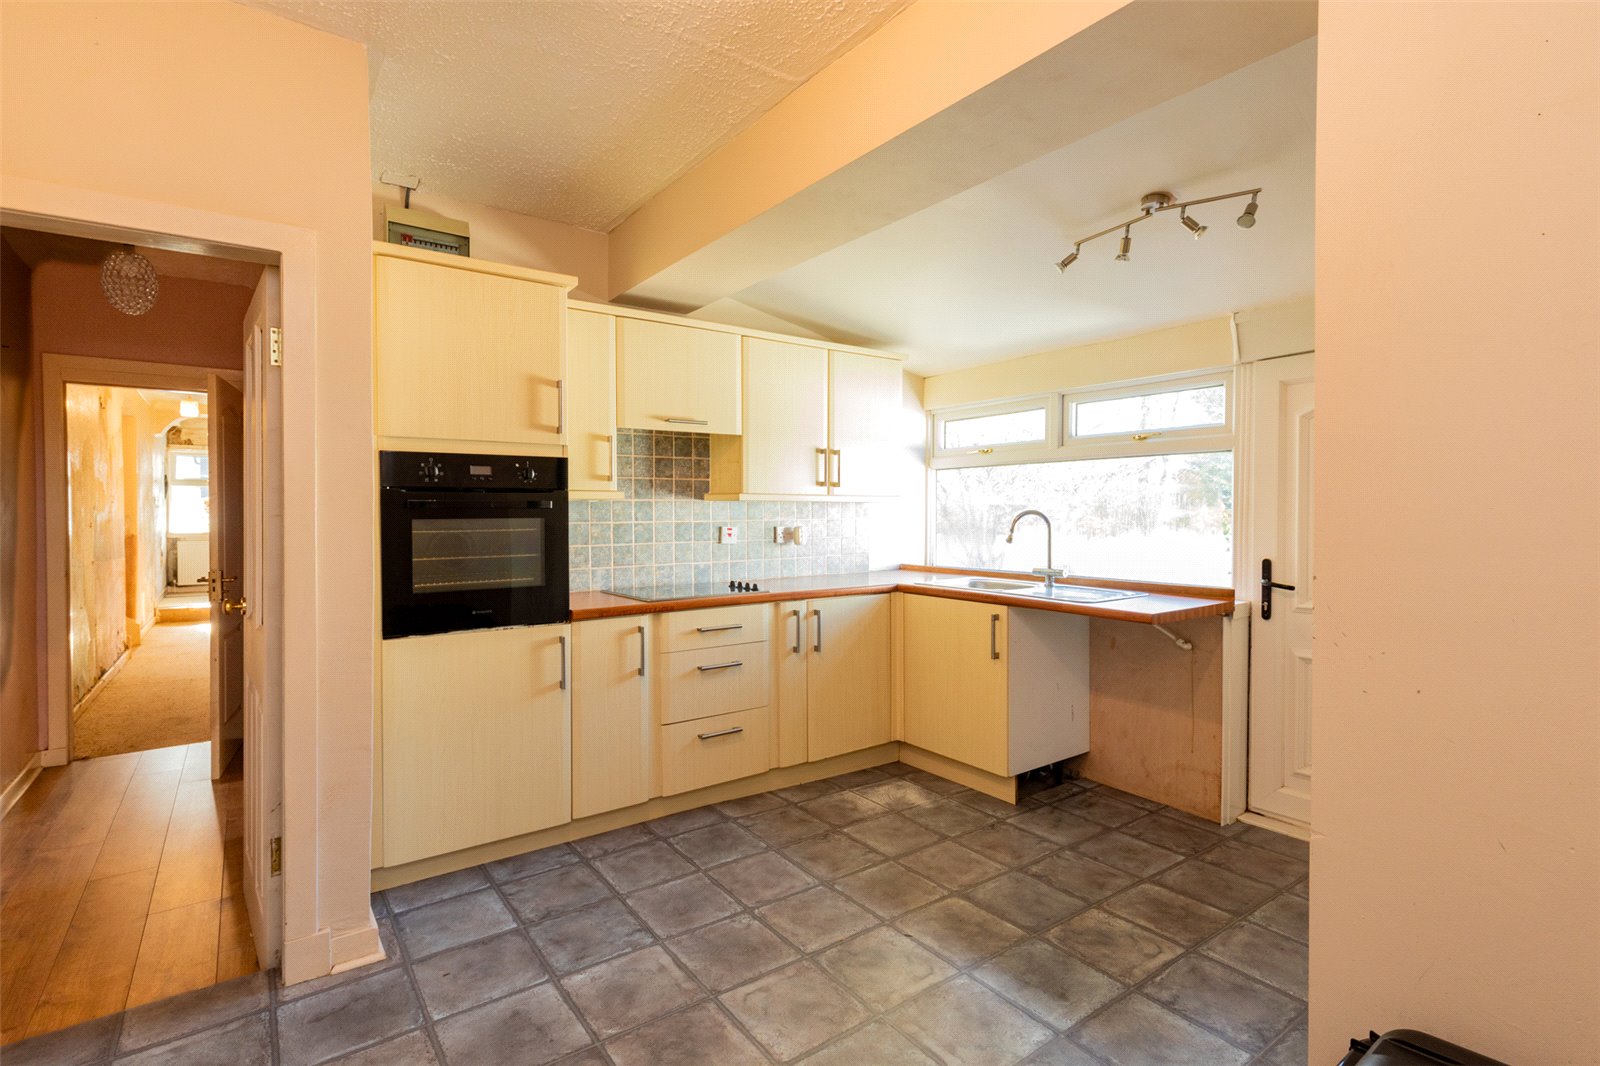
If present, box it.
[566,308,622,497]
[710,341,903,500]
[902,596,1089,778]
[616,317,741,434]
[373,244,575,450]
[381,624,572,866]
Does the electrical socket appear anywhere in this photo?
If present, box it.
[718,525,738,544]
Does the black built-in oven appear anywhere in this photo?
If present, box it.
[380,451,568,638]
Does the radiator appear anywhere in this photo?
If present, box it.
[175,539,210,586]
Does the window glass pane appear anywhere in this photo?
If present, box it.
[172,452,208,481]
[942,407,1047,450]
[933,452,1233,586]
[1072,384,1225,438]
[167,484,210,535]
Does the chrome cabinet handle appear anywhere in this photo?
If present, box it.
[791,609,802,654]
[603,434,617,482]
[664,417,708,426]
[697,660,743,672]
[555,379,565,435]
[637,624,647,677]
[815,447,828,487]
[813,608,823,653]
[559,635,568,689]
[989,614,1000,661]
[829,449,841,488]
[696,624,743,633]
[697,726,744,740]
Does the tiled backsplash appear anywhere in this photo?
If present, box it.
[569,429,878,594]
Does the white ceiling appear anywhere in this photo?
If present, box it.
[733,38,1317,374]
[240,0,910,231]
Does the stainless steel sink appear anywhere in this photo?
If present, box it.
[1026,585,1146,604]
[930,576,1035,592]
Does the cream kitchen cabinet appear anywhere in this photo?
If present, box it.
[655,604,771,795]
[709,340,903,499]
[566,308,622,497]
[902,595,1089,779]
[571,616,650,819]
[373,243,574,449]
[381,625,571,866]
[616,317,741,434]
[773,594,892,765]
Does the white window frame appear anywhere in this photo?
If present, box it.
[925,366,1240,582]
[166,446,210,536]
[929,394,1058,466]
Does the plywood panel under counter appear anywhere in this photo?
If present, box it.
[1082,617,1224,820]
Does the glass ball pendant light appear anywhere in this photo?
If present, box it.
[100,245,159,315]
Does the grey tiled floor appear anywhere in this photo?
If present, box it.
[5,763,1310,1066]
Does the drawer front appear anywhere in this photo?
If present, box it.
[660,707,771,796]
[658,604,769,653]
[661,644,771,725]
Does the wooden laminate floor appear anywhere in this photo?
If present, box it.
[0,742,258,1046]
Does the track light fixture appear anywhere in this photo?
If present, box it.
[1237,195,1259,228]
[1054,187,1261,270]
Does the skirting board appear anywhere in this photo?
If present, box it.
[1,753,42,816]
[898,745,1017,803]
[71,645,132,722]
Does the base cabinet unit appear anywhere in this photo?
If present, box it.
[571,617,650,819]
[381,625,572,866]
[656,605,771,794]
[616,317,741,434]
[902,596,1089,779]
[373,244,574,449]
[774,595,892,765]
[566,308,621,496]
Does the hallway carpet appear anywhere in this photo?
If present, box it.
[72,623,210,759]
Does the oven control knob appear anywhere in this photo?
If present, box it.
[513,461,539,484]
[417,457,444,482]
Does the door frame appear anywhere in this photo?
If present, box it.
[41,353,241,763]
[3,179,325,978]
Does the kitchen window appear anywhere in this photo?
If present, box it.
[929,371,1235,587]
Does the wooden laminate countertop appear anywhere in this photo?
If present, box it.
[570,567,1234,625]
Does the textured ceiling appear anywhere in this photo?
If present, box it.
[733,39,1317,374]
[240,0,910,231]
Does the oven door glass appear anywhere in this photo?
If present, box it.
[410,515,546,594]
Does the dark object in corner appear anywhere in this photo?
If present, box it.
[1338,1029,1508,1066]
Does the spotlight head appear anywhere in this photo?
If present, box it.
[1056,249,1079,272]
[1180,211,1206,238]
[1237,198,1259,229]
[1116,230,1132,262]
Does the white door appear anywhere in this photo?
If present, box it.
[240,268,283,968]
[208,373,245,778]
[1247,353,1315,825]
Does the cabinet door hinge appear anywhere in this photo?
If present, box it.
[269,327,283,367]
[270,836,282,876]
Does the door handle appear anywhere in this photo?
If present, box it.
[222,596,248,616]
[637,624,647,677]
[697,726,744,740]
[603,434,617,482]
[696,624,743,633]
[990,613,1000,660]
[558,635,568,690]
[554,379,565,435]
[1260,558,1297,621]
[816,447,828,487]
[813,608,822,653]
[664,417,708,426]
[830,449,842,488]
[792,609,803,654]
[697,660,743,672]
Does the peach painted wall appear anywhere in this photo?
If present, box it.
[372,183,608,301]
[0,240,41,789]
[32,261,247,371]
[1,0,377,979]
[1313,4,1600,1063]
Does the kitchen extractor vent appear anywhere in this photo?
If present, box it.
[385,205,471,257]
